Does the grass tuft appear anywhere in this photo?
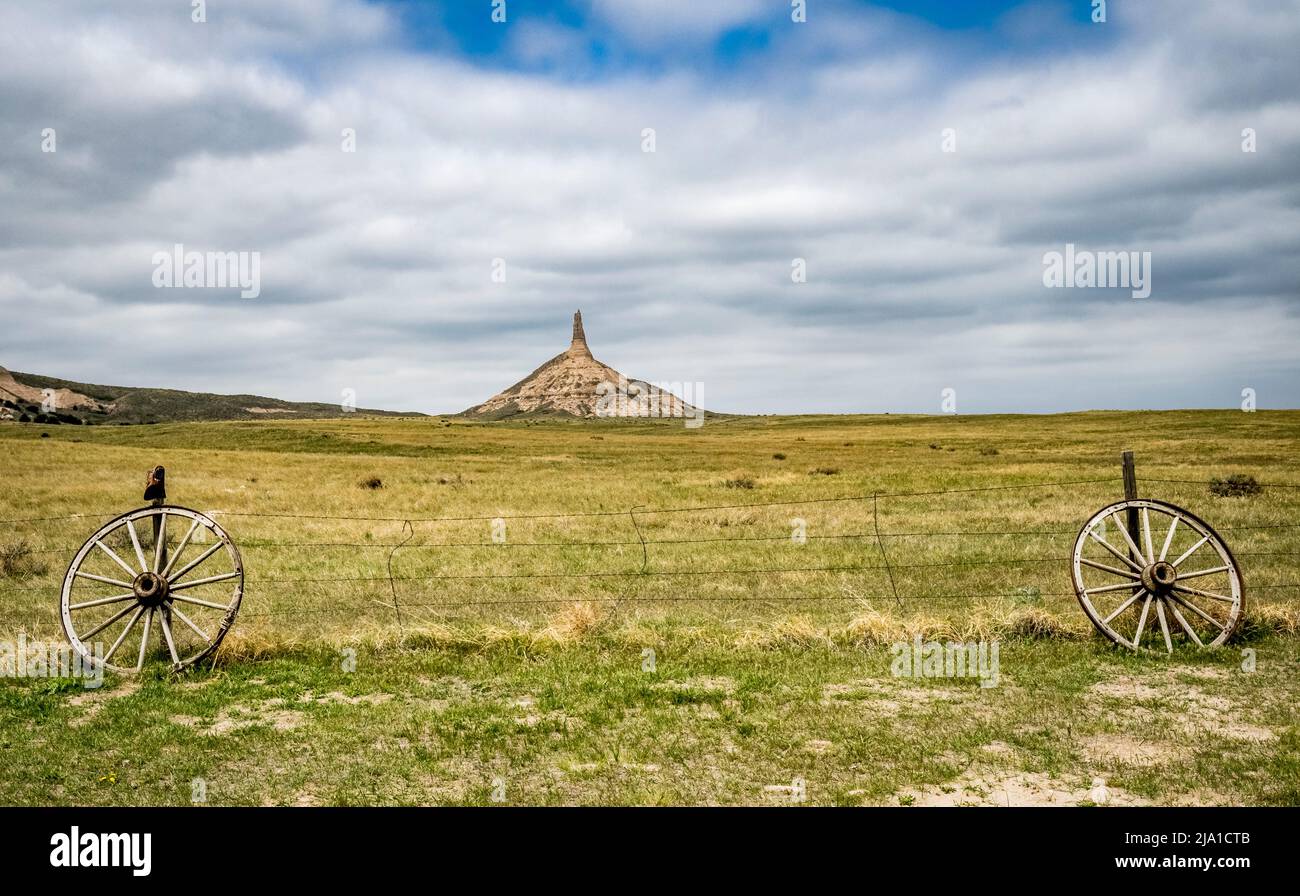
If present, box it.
[0,540,49,579]
[533,602,607,645]
[1209,474,1261,497]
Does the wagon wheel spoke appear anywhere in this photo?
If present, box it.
[1109,511,1146,566]
[1141,507,1156,564]
[159,609,181,666]
[1132,593,1152,646]
[69,592,136,611]
[171,595,235,611]
[136,607,154,670]
[1154,598,1174,654]
[169,571,241,592]
[153,510,167,573]
[169,604,212,643]
[1173,584,1233,603]
[1085,580,1141,596]
[1079,557,1138,579]
[1102,589,1145,625]
[73,570,136,590]
[1171,535,1211,568]
[1165,599,1204,647]
[1177,565,1230,581]
[1087,529,1143,572]
[80,601,140,641]
[126,519,149,572]
[1158,515,1179,561]
[1167,591,1226,633]
[93,540,139,579]
[168,541,225,586]
[103,606,146,665]
[161,517,202,579]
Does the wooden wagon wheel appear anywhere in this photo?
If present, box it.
[60,506,243,673]
[1071,499,1243,652]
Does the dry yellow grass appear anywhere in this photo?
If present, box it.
[1,411,1296,662]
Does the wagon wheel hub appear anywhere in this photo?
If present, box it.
[1140,560,1177,595]
[132,571,170,607]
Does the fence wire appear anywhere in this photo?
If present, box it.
[3,474,1298,630]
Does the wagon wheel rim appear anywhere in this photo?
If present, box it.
[1071,499,1243,652]
[60,505,243,674]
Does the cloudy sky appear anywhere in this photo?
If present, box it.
[1,0,1297,414]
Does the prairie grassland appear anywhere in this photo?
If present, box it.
[0,411,1297,805]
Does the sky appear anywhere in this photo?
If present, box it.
[1,0,1297,415]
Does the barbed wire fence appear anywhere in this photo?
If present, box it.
[3,457,1298,639]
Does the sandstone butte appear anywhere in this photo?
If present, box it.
[463,311,702,419]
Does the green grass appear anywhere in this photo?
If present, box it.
[1,637,1296,806]
[0,410,1297,805]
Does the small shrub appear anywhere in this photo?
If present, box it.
[979,447,999,456]
[772,452,786,460]
[724,477,756,489]
[810,467,840,476]
[40,432,49,439]
[1012,585,1041,605]
[358,476,384,490]
[1210,474,1261,498]
[929,443,940,450]
[1,540,49,579]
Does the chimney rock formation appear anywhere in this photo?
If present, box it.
[462,311,702,419]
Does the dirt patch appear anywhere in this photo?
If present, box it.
[170,698,306,736]
[1087,673,1276,744]
[416,676,475,712]
[1081,734,1176,766]
[654,676,736,695]
[761,782,808,804]
[1181,667,1230,681]
[821,679,965,718]
[1088,677,1164,701]
[308,691,393,707]
[67,680,141,728]
[1216,723,1276,742]
[901,770,1149,807]
[513,710,584,731]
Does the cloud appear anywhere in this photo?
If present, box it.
[0,0,1298,414]
[583,0,772,45]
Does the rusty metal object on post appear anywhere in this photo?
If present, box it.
[144,465,166,502]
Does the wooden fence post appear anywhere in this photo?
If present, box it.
[1121,450,1140,562]
[145,465,167,570]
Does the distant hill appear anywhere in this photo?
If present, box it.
[0,366,421,425]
